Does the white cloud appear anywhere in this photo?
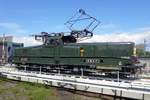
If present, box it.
[81,31,150,44]
[13,30,150,47]
[13,37,42,47]
[0,22,26,33]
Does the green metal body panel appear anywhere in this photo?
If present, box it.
[12,42,134,70]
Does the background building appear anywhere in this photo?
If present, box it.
[0,36,23,64]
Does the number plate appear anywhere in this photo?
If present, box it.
[86,59,100,63]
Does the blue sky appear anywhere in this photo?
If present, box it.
[0,0,150,48]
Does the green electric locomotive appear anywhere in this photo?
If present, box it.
[12,32,140,76]
[12,9,142,77]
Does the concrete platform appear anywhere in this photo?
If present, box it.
[0,66,150,100]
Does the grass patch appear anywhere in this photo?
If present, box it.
[17,82,58,100]
[0,78,99,100]
[0,77,8,83]
[0,78,59,100]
